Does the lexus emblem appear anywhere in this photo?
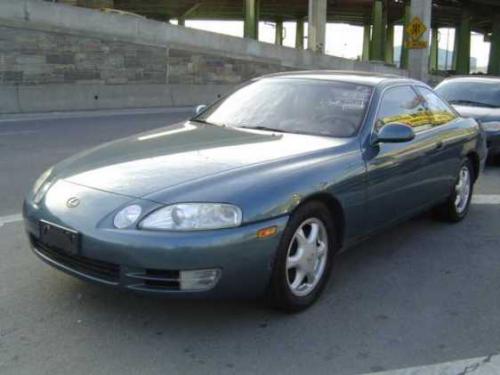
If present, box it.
[66,197,80,208]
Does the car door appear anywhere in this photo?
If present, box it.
[414,85,462,195]
[362,85,445,231]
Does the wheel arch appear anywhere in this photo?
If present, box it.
[466,151,480,182]
[295,192,346,250]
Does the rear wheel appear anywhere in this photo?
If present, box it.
[268,201,337,312]
[435,159,474,222]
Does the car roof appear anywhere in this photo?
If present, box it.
[439,76,500,84]
[257,70,417,87]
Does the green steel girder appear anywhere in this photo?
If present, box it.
[456,7,472,74]
[112,0,500,33]
[488,14,500,75]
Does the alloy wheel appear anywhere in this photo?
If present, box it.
[454,165,471,214]
[286,218,329,297]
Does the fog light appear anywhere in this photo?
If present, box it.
[180,269,220,291]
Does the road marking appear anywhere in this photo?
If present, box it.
[363,353,500,375]
[472,194,500,205]
[0,130,38,136]
[0,213,23,228]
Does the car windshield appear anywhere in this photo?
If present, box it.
[436,80,500,108]
[193,78,373,137]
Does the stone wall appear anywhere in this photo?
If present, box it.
[0,23,289,88]
[0,26,166,86]
[0,0,406,114]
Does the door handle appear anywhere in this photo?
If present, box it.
[436,141,444,150]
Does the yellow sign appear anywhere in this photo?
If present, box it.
[405,39,428,49]
[407,17,427,41]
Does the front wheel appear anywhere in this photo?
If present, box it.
[268,201,337,312]
[435,159,474,222]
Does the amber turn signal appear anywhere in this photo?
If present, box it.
[256,226,278,238]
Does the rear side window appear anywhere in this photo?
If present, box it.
[376,86,429,132]
[435,81,500,108]
[415,86,457,127]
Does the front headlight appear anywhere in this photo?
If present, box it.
[139,203,242,231]
[114,204,142,229]
[482,121,500,132]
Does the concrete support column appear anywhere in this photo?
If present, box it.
[275,20,284,45]
[385,23,395,64]
[178,18,185,26]
[362,23,371,61]
[429,27,439,71]
[371,0,384,61]
[455,8,471,75]
[488,14,500,75]
[244,0,259,39]
[295,18,304,49]
[408,0,432,81]
[400,0,410,69]
[452,28,459,70]
[308,0,327,53]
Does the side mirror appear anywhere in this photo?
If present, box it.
[194,104,207,115]
[374,123,416,144]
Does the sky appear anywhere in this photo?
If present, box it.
[174,20,491,72]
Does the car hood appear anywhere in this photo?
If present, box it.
[452,105,500,123]
[55,122,346,199]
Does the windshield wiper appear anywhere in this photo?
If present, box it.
[190,118,225,126]
[237,125,286,133]
[448,99,498,108]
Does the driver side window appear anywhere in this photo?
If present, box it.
[376,86,428,132]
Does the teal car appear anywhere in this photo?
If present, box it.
[23,72,487,311]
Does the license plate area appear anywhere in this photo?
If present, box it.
[39,220,80,256]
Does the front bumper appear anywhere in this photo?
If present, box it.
[23,189,288,298]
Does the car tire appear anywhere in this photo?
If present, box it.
[267,201,337,312]
[435,159,474,222]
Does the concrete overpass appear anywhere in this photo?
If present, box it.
[63,0,500,77]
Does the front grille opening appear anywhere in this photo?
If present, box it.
[143,269,180,290]
[31,235,120,282]
[145,269,179,279]
[144,279,180,289]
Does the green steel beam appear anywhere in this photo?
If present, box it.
[362,23,371,61]
[400,0,410,69]
[488,14,500,75]
[244,0,259,39]
[429,27,439,71]
[177,3,201,26]
[382,0,388,59]
[275,19,284,45]
[456,8,471,74]
[295,18,304,49]
[385,23,394,64]
[371,0,384,61]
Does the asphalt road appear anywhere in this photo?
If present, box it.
[1,109,500,375]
